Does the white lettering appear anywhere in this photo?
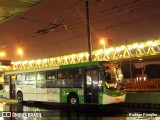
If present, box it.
[145,113,157,117]
[10,112,42,117]
[129,113,158,117]
[129,113,143,117]
[12,112,17,117]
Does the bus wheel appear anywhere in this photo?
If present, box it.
[67,94,79,107]
[17,92,23,103]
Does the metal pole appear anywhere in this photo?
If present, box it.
[86,0,92,62]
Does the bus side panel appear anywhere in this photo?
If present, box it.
[36,88,47,102]
[36,88,60,102]
[98,92,103,104]
[16,85,36,101]
[60,88,84,104]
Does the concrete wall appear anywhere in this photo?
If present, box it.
[125,92,160,104]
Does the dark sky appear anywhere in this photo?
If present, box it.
[0,0,160,61]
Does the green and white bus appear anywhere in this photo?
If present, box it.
[3,61,125,106]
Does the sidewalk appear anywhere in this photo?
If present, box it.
[0,97,18,103]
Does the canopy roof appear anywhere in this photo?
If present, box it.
[0,0,45,23]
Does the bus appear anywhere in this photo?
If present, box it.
[3,61,125,106]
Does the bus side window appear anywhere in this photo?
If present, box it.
[26,72,36,85]
[57,69,69,87]
[69,68,82,88]
[98,73,103,92]
[17,73,25,85]
[37,71,46,88]
[46,70,57,88]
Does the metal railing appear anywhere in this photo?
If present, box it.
[0,39,159,71]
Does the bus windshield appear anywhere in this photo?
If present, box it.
[101,62,124,90]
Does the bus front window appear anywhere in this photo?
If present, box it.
[115,68,123,84]
[103,67,124,90]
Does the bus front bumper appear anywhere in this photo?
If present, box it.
[102,93,126,104]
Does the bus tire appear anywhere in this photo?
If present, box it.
[17,92,23,103]
[67,93,79,107]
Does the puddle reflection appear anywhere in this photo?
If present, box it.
[0,102,127,120]
[0,102,160,120]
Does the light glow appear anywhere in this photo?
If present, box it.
[0,52,5,57]
[17,48,23,55]
[100,39,105,45]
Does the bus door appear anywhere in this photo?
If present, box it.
[85,68,99,103]
[10,75,16,98]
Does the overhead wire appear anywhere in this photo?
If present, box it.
[101,12,160,30]
[17,16,56,25]
[92,0,159,20]
[65,0,143,24]
[62,0,160,31]
[50,0,160,50]
[41,0,160,33]
[17,0,159,34]
[90,0,160,26]
[99,0,140,13]
[13,0,160,50]
[16,0,83,42]
[65,0,159,28]
[18,0,158,29]
[17,0,99,34]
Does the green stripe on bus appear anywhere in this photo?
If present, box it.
[60,61,101,69]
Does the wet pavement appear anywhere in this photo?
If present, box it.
[0,98,160,120]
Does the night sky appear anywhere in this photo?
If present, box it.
[0,0,160,61]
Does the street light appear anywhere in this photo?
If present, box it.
[17,48,23,61]
[100,39,106,50]
[0,52,6,58]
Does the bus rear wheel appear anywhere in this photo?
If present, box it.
[67,94,79,107]
[17,92,23,103]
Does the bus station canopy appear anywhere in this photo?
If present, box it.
[0,0,45,23]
